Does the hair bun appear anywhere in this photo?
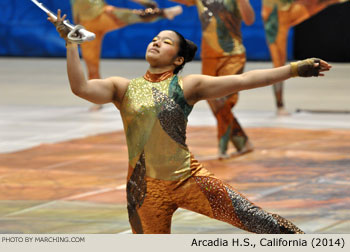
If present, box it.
[171,30,198,74]
[184,39,197,63]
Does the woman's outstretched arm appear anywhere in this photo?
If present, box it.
[47,10,128,107]
[184,59,331,104]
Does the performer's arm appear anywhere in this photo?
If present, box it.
[65,43,128,106]
[48,10,128,106]
[169,0,196,7]
[184,59,331,104]
[237,0,255,25]
[130,0,158,8]
[112,4,183,23]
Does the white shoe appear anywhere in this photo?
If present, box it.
[218,152,230,160]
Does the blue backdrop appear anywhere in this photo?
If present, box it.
[0,0,294,60]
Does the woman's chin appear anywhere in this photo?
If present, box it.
[146,55,159,65]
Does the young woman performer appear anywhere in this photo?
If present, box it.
[171,0,255,159]
[70,0,182,110]
[48,10,331,234]
[262,0,347,115]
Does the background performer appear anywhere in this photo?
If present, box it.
[170,0,255,159]
[262,0,348,115]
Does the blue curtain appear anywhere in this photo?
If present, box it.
[0,0,293,60]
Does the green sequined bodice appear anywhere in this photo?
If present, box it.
[120,75,194,181]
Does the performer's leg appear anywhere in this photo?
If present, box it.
[175,174,304,234]
[79,34,103,80]
[131,177,178,233]
[75,10,119,111]
[214,96,235,156]
[288,1,346,26]
[203,56,252,158]
[218,56,253,155]
[213,92,253,155]
[103,5,180,27]
[203,58,229,157]
[262,2,334,115]
[271,4,318,115]
[269,1,343,114]
[127,156,177,234]
[262,6,290,115]
[81,5,181,77]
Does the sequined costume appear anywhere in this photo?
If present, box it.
[70,0,166,79]
[172,0,251,156]
[262,0,348,109]
[120,71,304,234]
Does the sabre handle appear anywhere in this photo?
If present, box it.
[77,28,96,42]
[61,19,95,42]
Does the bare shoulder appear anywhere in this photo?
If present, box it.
[106,76,131,95]
[106,76,130,107]
[182,74,202,86]
[182,74,215,88]
[106,76,130,87]
[182,74,204,105]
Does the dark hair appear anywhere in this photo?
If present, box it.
[171,30,198,74]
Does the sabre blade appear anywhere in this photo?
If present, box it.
[31,0,54,15]
[30,0,74,29]
[30,0,96,42]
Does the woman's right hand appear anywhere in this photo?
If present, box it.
[47,9,70,41]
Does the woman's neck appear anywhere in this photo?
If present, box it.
[144,69,174,82]
[147,65,174,74]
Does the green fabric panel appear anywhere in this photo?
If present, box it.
[168,76,193,119]
[216,17,235,53]
[231,135,247,152]
[280,0,295,4]
[219,126,231,154]
[264,5,279,44]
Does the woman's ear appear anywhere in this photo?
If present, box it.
[174,56,184,67]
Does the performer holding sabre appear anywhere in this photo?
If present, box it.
[32,0,183,111]
[43,8,331,233]
[70,0,183,111]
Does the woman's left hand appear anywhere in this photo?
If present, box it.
[47,9,70,40]
[291,58,332,77]
[317,59,332,76]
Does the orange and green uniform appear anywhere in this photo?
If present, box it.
[70,0,165,80]
[172,0,250,156]
[262,0,348,108]
[119,71,303,234]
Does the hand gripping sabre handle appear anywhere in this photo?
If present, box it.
[31,0,96,42]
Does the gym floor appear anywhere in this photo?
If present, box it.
[0,58,349,233]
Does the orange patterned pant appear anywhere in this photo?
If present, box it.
[127,168,304,234]
[202,54,249,155]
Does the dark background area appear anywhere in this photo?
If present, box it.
[294,2,350,62]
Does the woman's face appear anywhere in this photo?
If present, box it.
[145,30,182,68]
